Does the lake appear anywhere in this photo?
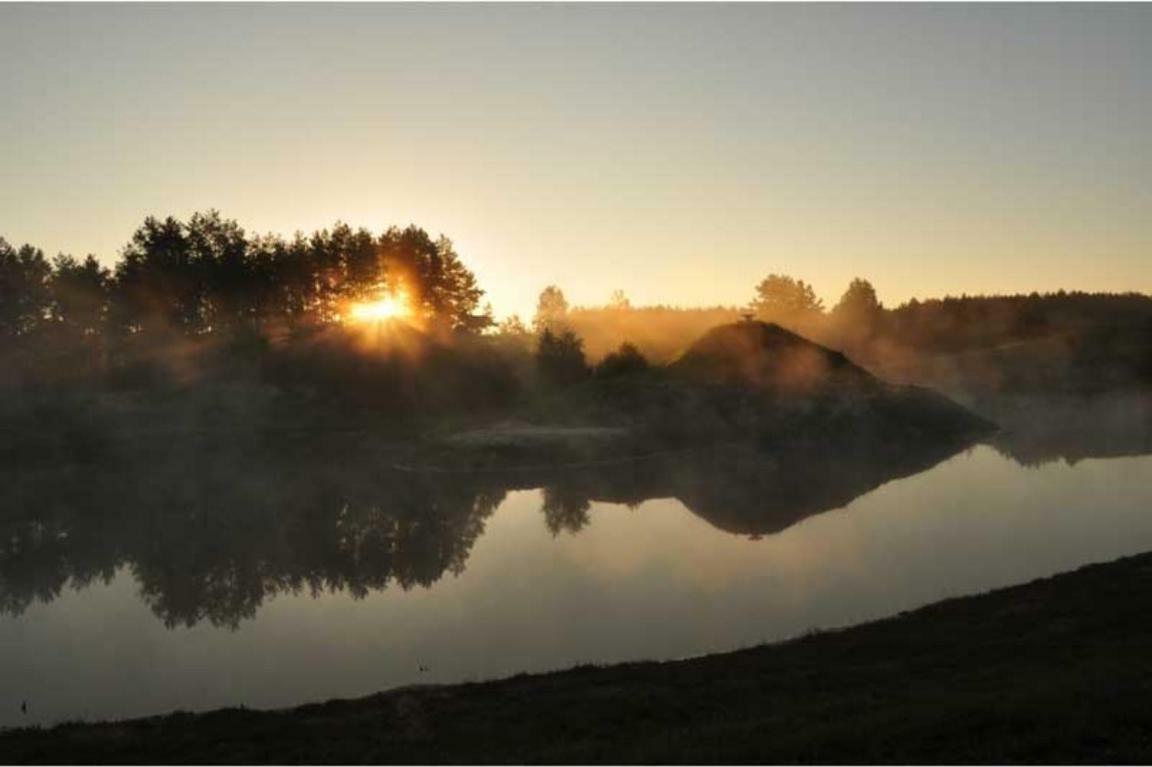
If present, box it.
[2,421,1151,728]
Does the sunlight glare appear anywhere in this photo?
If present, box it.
[348,291,410,323]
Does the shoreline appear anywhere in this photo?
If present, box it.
[5,550,1152,763]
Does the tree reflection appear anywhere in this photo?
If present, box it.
[0,435,505,628]
[541,484,592,536]
[526,436,977,538]
[0,428,1005,628]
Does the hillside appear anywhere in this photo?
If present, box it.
[669,320,876,392]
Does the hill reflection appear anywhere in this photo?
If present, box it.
[1,430,982,627]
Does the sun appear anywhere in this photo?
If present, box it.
[347,290,411,323]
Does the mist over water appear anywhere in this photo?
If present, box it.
[2,428,1150,728]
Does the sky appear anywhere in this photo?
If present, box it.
[2,4,1150,320]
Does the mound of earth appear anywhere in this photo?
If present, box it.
[669,320,876,392]
[426,322,995,468]
[594,321,995,445]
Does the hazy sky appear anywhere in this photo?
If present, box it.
[2,4,1150,319]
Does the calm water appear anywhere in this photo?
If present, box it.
[1,424,1150,728]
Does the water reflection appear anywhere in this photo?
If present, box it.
[489,438,974,538]
[5,398,1150,632]
[4,414,1152,729]
[1,435,504,628]
[983,394,1152,467]
[1,431,981,628]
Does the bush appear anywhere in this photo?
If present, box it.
[595,342,649,379]
[536,329,590,388]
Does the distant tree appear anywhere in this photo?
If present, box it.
[831,278,883,344]
[497,314,530,337]
[533,285,569,334]
[491,313,533,356]
[0,239,52,340]
[833,278,881,318]
[50,254,110,336]
[111,216,198,334]
[608,289,631,310]
[187,210,252,331]
[750,274,824,328]
[535,327,589,387]
[245,233,293,325]
[595,342,649,378]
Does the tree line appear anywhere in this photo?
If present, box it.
[0,210,491,346]
[523,277,1149,359]
[3,211,1149,395]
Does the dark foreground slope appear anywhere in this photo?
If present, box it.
[7,552,1152,764]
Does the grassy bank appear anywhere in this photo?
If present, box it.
[6,552,1152,763]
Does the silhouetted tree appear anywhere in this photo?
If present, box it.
[608,289,631,310]
[341,224,385,305]
[497,314,530,337]
[471,302,497,336]
[49,255,110,336]
[533,285,569,334]
[111,216,199,334]
[833,278,881,319]
[187,210,253,331]
[750,274,824,328]
[302,222,361,324]
[380,226,489,333]
[489,314,534,359]
[831,278,883,347]
[101,214,493,338]
[536,327,590,387]
[0,240,52,341]
[596,342,649,378]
